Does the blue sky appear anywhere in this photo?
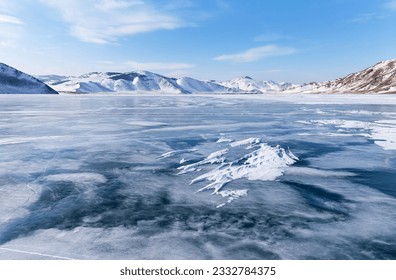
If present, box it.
[1,0,396,83]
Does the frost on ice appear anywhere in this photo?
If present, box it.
[299,119,396,150]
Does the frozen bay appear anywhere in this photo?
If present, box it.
[0,93,395,259]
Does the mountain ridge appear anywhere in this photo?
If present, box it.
[38,71,292,94]
[284,60,396,94]
[39,59,396,94]
[1,60,395,94]
[0,63,58,94]
[38,71,238,94]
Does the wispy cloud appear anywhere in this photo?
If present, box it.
[216,0,231,10]
[384,0,396,10]
[40,0,186,44]
[348,1,396,24]
[0,13,23,47]
[214,45,296,63]
[348,13,383,23]
[0,14,23,25]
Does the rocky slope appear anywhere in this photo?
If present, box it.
[285,60,396,94]
[0,63,58,94]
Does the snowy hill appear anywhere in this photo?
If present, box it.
[35,59,396,94]
[220,76,293,93]
[285,60,396,94]
[0,63,58,94]
[40,71,234,94]
[38,71,292,94]
[176,77,230,93]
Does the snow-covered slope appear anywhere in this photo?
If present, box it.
[41,71,233,94]
[36,59,396,94]
[176,77,231,93]
[220,76,293,93]
[39,71,289,94]
[285,60,396,94]
[0,63,58,94]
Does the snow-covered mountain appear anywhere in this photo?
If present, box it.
[220,76,293,93]
[285,60,396,94]
[176,77,230,93]
[0,63,58,94]
[35,59,396,94]
[39,71,234,94]
[38,71,294,94]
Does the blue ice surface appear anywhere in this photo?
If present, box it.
[0,93,395,260]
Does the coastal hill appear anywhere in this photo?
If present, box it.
[0,63,58,94]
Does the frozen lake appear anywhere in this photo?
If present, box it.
[0,93,395,259]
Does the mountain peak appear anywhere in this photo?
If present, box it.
[242,76,253,80]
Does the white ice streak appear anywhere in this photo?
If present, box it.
[177,149,228,175]
[302,119,396,150]
[216,189,249,208]
[158,148,198,159]
[216,137,233,143]
[230,137,261,148]
[285,167,355,177]
[190,143,298,194]
[45,173,107,185]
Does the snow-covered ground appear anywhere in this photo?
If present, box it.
[0,94,395,259]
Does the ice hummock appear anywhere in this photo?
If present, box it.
[163,137,298,207]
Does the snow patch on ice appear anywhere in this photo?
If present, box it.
[177,149,228,175]
[300,119,396,150]
[165,137,298,207]
[230,137,261,148]
[190,144,298,194]
[216,137,233,143]
[216,189,248,208]
[285,167,355,177]
[158,148,198,159]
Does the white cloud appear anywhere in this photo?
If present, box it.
[0,14,23,25]
[214,45,296,63]
[384,0,396,10]
[95,0,144,11]
[349,13,374,23]
[40,0,185,44]
[0,13,23,47]
[348,13,384,23]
